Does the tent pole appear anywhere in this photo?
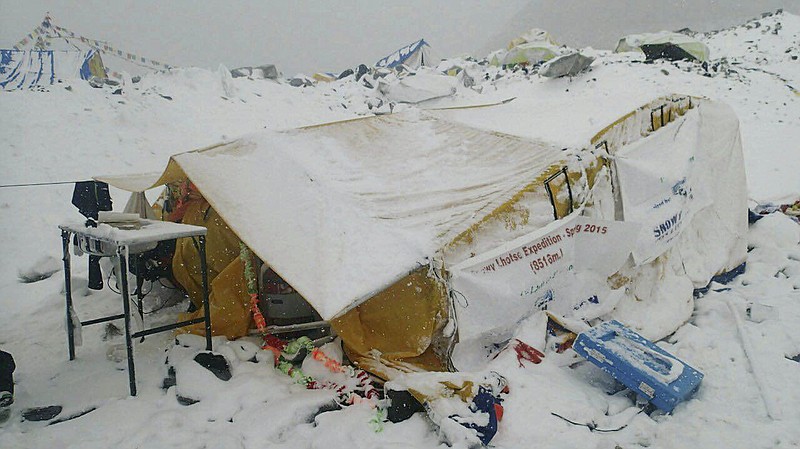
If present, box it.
[728,302,782,420]
[564,166,574,214]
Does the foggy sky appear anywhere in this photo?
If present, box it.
[1,1,798,76]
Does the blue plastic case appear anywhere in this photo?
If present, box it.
[573,320,704,412]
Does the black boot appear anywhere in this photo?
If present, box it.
[88,256,103,290]
[0,350,15,422]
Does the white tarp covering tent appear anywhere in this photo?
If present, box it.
[615,32,711,62]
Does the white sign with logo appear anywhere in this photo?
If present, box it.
[614,110,712,264]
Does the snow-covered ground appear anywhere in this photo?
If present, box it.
[0,11,798,449]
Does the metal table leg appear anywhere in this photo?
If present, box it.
[62,231,75,361]
[198,236,212,351]
[134,254,145,342]
[117,245,137,396]
[60,224,211,397]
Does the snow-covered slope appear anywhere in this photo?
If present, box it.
[0,10,798,449]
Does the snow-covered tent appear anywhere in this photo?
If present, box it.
[0,49,106,91]
[490,28,561,66]
[615,32,710,62]
[376,39,431,69]
[439,95,747,360]
[507,28,559,49]
[379,67,458,103]
[98,93,746,379]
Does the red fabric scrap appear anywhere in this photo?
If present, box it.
[514,339,544,367]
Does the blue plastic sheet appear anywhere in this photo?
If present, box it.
[376,39,428,68]
[0,49,96,91]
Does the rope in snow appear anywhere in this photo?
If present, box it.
[55,31,174,77]
[49,21,176,72]
[727,302,783,420]
[276,336,380,407]
[0,180,84,189]
[238,243,269,336]
[11,15,53,50]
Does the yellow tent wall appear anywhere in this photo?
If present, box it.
[88,51,107,79]
[590,95,695,152]
[171,191,251,339]
[331,267,452,379]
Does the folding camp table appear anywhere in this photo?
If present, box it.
[59,219,211,396]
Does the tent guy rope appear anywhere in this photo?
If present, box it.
[12,13,177,78]
[0,180,85,189]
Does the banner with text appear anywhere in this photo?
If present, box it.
[451,214,639,340]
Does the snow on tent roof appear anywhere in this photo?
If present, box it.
[376,39,430,69]
[431,86,667,149]
[99,110,565,320]
[507,28,559,49]
[0,49,104,91]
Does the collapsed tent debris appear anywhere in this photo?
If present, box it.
[751,199,800,224]
[640,43,698,62]
[376,39,431,70]
[538,52,595,78]
[507,28,560,50]
[230,64,279,80]
[9,14,176,83]
[378,68,459,103]
[615,32,710,62]
[0,49,106,91]
[490,28,561,67]
[312,72,337,83]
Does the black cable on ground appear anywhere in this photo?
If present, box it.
[550,410,641,433]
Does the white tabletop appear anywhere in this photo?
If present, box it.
[59,219,206,245]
